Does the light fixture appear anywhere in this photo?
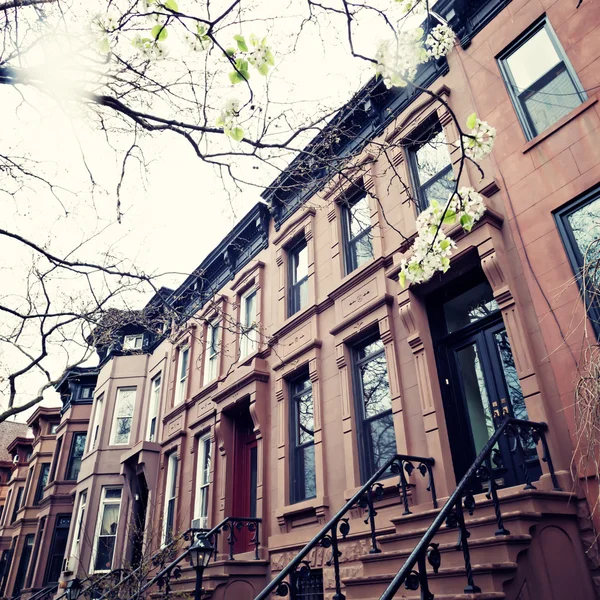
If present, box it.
[65,578,82,600]
[188,536,213,600]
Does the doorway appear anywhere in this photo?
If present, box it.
[428,269,541,488]
[131,473,149,568]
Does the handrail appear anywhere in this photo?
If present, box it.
[380,417,559,599]
[27,584,58,600]
[254,452,436,600]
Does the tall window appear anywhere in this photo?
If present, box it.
[89,394,104,452]
[555,188,600,338]
[342,191,374,275]
[175,347,190,403]
[407,119,454,212]
[49,436,63,483]
[49,423,59,435]
[162,454,178,545]
[290,374,316,504]
[288,239,308,317]
[65,433,87,480]
[44,515,71,584]
[240,289,258,358]
[10,488,24,524]
[2,491,12,526]
[33,463,50,505]
[123,333,144,350]
[91,488,122,572]
[498,18,586,140]
[111,388,136,445]
[353,336,396,481]
[194,436,211,529]
[23,468,33,508]
[147,375,162,442]
[69,491,87,571]
[203,323,219,385]
[80,386,94,400]
[12,534,34,596]
[291,568,324,600]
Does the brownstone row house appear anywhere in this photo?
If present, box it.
[1,0,600,598]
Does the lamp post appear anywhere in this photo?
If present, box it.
[188,536,213,600]
[64,578,81,600]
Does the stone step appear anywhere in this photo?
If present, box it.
[342,562,517,599]
[347,594,506,600]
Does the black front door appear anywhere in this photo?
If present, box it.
[44,515,71,584]
[429,271,541,487]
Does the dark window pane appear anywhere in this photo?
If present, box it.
[299,444,316,500]
[94,536,116,572]
[368,414,397,471]
[421,166,455,207]
[66,434,87,480]
[344,192,374,274]
[45,516,71,583]
[349,233,374,271]
[361,354,392,418]
[414,129,453,184]
[292,567,324,600]
[348,195,371,239]
[291,376,316,503]
[443,281,499,333]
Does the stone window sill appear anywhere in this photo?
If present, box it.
[276,495,329,526]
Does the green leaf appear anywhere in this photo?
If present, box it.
[414,27,424,38]
[266,49,275,66]
[225,47,236,56]
[164,0,178,10]
[460,214,473,231]
[151,24,168,41]
[229,71,243,84]
[466,112,477,129]
[257,63,269,76]
[234,34,248,52]
[442,209,456,224]
[399,271,406,288]
[216,115,225,127]
[440,239,451,251]
[230,127,244,142]
[98,36,111,54]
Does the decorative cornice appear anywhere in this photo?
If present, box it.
[272,207,316,246]
[330,294,394,336]
[230,260,265,292]
[211,367,270,405]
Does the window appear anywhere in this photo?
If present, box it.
[2,491,12,526]
[291,567,324,600]
[240,289,258,358]
[203,323,219,385]
[80,386,94,400]
[44,516,71,584]
[69,491,87,571]
[555,188,600,338]
[498,18,586,140]
[290,374,316,504]
[123,333,144,350]
[111,387,135,445]
[288,239,308,317]
[49,423,59,435]
[175,347,190,403]
[342,191,374,274]
[33,463,50,505]
[352,336,396,482]
[23,468,33,508]
[10,487,24,524]
[194,436,211,529]
[162,454,178,545]
[147,375,161,442]
[89,394,104,452]
[49,436,62,482]
[407,118,454,212]
[91,488,122,572]
[65,433,87,480]
[12,534,34,596]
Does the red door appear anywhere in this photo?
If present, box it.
[231,413,258,555]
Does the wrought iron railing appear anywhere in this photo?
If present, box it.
[254,453,437,600]
[25,584,58,600]
[380,417,560,599]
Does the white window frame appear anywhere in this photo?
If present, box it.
[240,289,258,359]
[162,454,178,546]
[69,490,87,571]
[147,375,162,442]
[193,435,212,529]
[123,334,144,350]
[88,394,104,452]
[174,347,190,405]
[90,487,122,573]
[110,387,136,446]
[203,321,220,385]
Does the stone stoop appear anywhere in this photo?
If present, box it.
[341,488,595,600]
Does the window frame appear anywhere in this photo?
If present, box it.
[88,394,104,452]
[2,491,12,526]
[33,463,50,506]
[175,346,190,403]
[68,490,87,571]
[554,186,600,339]
[289,372,316,505]
[147,374,162,442]
[65,432,87,481]
[193,435,212,529]
[90,487,122,573]
[239,287,258,359]
[162,454,178,545]
[287,237,309,317]
[110,387,136,446]
[341,189,374,275]
[497,16,586,141]
[49,436,63,483]
[10,487,24,524]
[203,322,220,385]
[123,333,144,351]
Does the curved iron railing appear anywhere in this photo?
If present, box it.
[380,417,560,599]
[25,584,58,600]
[254,453,437,600]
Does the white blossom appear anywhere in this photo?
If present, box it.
[374,29,428,89]
[425,24,455,60]
[394,0,426,15]
[132,34,169,59]
[184,25,212,52]
[216,99,244,142]
[464,118,496,161]
[449,187,486,231]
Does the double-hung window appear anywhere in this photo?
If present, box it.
[33,463,50,505]
[10,488,24,524]
[290,374,316,504]
[498,18,586,140]
[49,437,63,483]
[91,488,122,572]
[123,334,144,350]
[342,191,374,274]
[194,436,211,529]
[555,188,600,338]
[288,239,308,317]
[111,388,135,445]
[89,394,104,452]
[147,375,161,442]
[69,491,87,571]
[353,336,396,481]
[203,323,219,385]
[175,347,190,404]
[162,454,178,545]
[80,386,94,400]
[408,119,454,212]
[65,433,87,480]
[240,289,258,358]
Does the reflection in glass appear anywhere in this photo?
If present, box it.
[369,413,396,471]
[344,192,374,274]
[568,197,600,292]
[291,376,316,503]
[443,282,499,333]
